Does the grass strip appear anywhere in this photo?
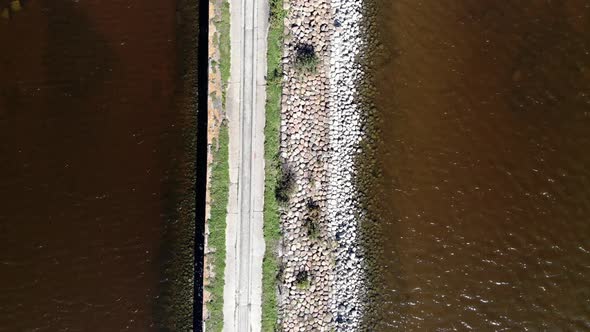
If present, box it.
[262,0,285,330]
[205,1,231,331]
[205,122,229,332]
[218,0,231,102]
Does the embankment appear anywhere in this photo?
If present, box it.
[276,0,368,330]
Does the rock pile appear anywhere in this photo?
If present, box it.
[278,0,365,330]
[327,0,366,330]
[279,0,334,330]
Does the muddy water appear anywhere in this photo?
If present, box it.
[369,1,590,330]
[0,1,197,330]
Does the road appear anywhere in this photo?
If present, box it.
[222,0,268,330]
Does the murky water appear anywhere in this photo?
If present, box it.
[0,1,197,330]
[368,1,590,330]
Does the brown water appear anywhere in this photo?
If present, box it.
[0,1,197,330]
[369,1,590,330]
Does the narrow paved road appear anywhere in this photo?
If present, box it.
[223,0,268,330]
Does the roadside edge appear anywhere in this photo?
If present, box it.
[261,0,286,330]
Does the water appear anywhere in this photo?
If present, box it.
[0,1,197,330]
[368,1,590,330]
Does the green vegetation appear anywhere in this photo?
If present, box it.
[0,0,23,19]
[218,0,231,103]
[10,0,21,12]
[305,199,320,239]
[294,45,319,74]
[1,0,22,19]
[296,279,311,290]
[205,1,231,331]
[205,123,230,332]
[275,163,295,206]
[262,0,285,330]
[295,271,310,290]
[269,0,287,25]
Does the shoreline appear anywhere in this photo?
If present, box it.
[278,0,334,328]
[260,0,285,329]
[328,0,367,329]
[203,0,231,329]
[276,0,367,330]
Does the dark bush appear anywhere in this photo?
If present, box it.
[295,270,310,289]
[294,44,318,74]
[305,199,320,238]
[275,162,295,206]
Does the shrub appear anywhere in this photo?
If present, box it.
[295,270,310,289]
[305,199,320,239]
[269,0,287,25]
[294,44,318,74]
[275,162,295,206]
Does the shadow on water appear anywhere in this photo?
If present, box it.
[36,0,114,159]
[1,0,112,119]
[151,0,200,330]
[1,0,204,330]
[41,0,112,106]
[192,0,209,330]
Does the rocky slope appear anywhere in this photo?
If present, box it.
[278,0,366,330]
